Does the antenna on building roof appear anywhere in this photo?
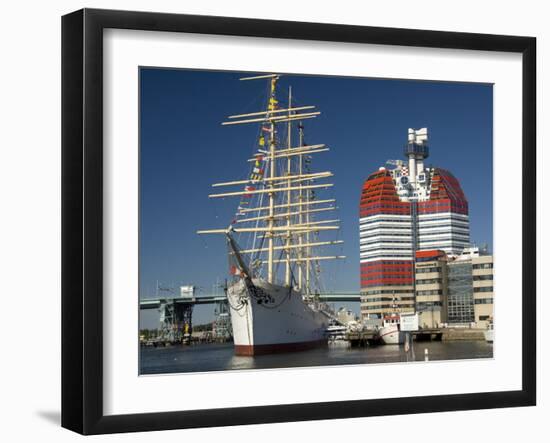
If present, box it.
[404,128,429,186]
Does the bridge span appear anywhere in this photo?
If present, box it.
[139,292,361,309]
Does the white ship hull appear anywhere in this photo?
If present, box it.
[378,324,405,345]
[227,278,329,356]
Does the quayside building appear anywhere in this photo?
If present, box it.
[359,128,486,325]
[414,247,494,329]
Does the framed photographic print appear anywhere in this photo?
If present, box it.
[61,8,536,435]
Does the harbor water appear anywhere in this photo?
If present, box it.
[140,341,493,375]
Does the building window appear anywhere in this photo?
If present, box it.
[417,290,443,296]
[473,274,493,281]
[416,266,442,274]
[473,263,493,269]
[474,298,494,304]
[416,278,443,285]
[473,286,494,293]
[417,301,442,310]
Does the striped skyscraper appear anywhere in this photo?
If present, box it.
[359,128,470,319]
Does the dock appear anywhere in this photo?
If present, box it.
[346,330,379,347]
[346,327,486,347]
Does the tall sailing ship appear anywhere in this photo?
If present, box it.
[198,74,345,356]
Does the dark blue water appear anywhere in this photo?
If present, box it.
[140,341,493,375]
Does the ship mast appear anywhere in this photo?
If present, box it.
[297,122,304,290]
[197,74,345,288]
[285,86,292,286]
[300,123,311,293]
[267,76,278,283]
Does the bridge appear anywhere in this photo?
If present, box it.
[319,293,361,303]
[139,292,361,309]
[140,296,227,309]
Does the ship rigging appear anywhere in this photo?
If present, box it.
[197,73,344,355]
[198,73,344,294]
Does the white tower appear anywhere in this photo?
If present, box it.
[406,128,429,187]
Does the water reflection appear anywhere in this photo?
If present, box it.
[140,341,493,375]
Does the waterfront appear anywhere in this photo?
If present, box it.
[140,341,493,375]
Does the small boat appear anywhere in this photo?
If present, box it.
[378,313,405,345]
[484,322,494,343]
[326,323,347,339]
[326,322,348,346]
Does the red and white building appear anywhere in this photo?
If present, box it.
[359,128,470,319]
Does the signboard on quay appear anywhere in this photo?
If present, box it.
[400,313,419,331]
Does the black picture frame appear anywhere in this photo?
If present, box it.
[62,8,536,435]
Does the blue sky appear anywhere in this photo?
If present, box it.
[139,68,493,326]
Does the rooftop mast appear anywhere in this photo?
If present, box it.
[405,128,429,187]
[405,128,429,314]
